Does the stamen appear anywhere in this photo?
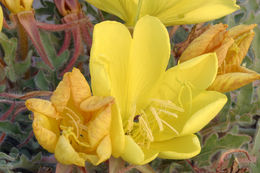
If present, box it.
[68,132,90,148]
[161,119,179,135]
[64,107,80,121]
[158,109,178,118]
[65,113,79,138]
[139,111,154,142]
[151,99,184,112]
[150,107,163,131]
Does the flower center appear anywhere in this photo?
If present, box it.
[125,98,184,147]
[60,106,90,148]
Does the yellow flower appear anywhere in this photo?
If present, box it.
[90,16,227,165]
[179,24,260,93]
[26,68,114,166]
[1,0,33,14]
[85,0,239,26]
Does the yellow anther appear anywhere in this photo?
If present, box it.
[158,109,178,118]
[65,113,79,138]
[151,98,184,112]
[150,107,164,131]
[139,111,154,142]
[161,119,179,135]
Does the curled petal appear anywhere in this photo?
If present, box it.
[179,23,228,62]
[226,29,256,66]
[86,105,111,147]
[68,68,91,106]
[55,135,85,167]
[33,112,59,153]
[208,66,260,92]
[81,135,112,165]
[228,24,257,39]
[51,73,71,113]
[26,98,58,118]
[80,96,114,112]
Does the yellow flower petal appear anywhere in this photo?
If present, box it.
[160,53,218,94]
[86,105,111,147]
[181,91,227,135]
[85,0,138,25]
[151,0,239,25]
[85,0,239,26]
[21,0,33,11]
[129,16,170,109]
[80,96,114,112]
[91,16,170,120]
[154,134,201,159]
[26,98,58,118]
[68,68,91,105]
[80,135,112,166]
[90,20,132,118]
[121,135,144,165]
[33,112,59,153]
[110,102,125,157]
[51,73,70,113]
[208,67,260,93]
[55,135,85,167]
[139,148,159,165]
[4,0,20,13]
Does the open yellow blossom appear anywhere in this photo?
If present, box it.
[179,24,260,93]
[85,0,239,26]
[0,0,33,14]
[26,68,114,166]
[90,16,227,165]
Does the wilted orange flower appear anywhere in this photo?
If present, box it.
[179,23,260,92]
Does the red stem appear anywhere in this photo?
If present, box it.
[217,149,251,172]
[0,102,15,121]
[80,23,92,51]
[60,26,81,76]
[57,31,72,56]
[3,17,16,30]
[36,17,89,32]
[0,133,6,144]
[17,130,34,148]
[11,106,27,122]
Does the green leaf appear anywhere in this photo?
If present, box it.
[0,152,16,162]
[52,50,70,69]
[34,71,49,90]
[0,121,23,137]
[235,84,253,115]
[40,31,70,70]
[252,120,260,155]
[194,133,251,166]
[0,33,18,82]
[14,50,32,76]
